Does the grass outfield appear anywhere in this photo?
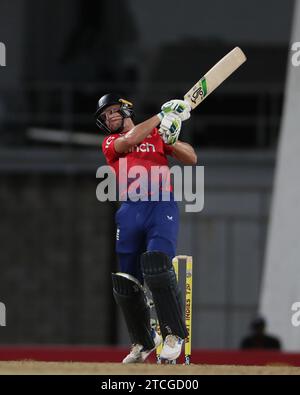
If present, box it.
[0,361,299,375]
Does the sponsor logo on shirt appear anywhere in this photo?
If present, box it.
[105,136,116,148]
[129,143,156,153]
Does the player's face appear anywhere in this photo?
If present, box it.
[101,104,123,132]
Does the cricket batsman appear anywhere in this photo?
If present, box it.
[95,93,197,363]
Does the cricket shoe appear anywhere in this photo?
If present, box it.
[160,335,184,361]
[122,330,162,364]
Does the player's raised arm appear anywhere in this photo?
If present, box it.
[114,99,191,154]
[114,115,161,153]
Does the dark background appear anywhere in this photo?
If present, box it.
[0,0,295,348]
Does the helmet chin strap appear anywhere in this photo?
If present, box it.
[109,117,125,134]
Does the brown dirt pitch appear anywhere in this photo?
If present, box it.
[0,361,299,375]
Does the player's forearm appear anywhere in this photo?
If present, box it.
[114,115,161,153]
[171,140,197,165]
[124,115,161,146]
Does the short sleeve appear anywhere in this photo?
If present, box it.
[102,135,120,163]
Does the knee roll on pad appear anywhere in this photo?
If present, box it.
[141,251,188,339]
[112,272,155,350]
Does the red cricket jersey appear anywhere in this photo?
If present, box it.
[102,128,174,199]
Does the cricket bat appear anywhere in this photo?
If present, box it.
[184,47,247,109]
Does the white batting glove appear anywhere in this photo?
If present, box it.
[158,99,191,122]
[158,113,182,145]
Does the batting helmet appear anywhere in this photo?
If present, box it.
[95,93,134,134]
